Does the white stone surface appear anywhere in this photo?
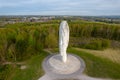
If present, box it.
[59,21,69,63]
[48,54,80,74]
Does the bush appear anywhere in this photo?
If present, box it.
[45,34,57,48]
[102,39,110,49]
[84,40,102,50]
[0,65,13,80]
[15,34,28,60]
[77,39,110,50]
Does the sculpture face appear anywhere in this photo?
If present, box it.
[59,21,69,63]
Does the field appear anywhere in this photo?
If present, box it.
[0,20,120,80]
[74,48,120,64]
[0,48,120,80]
[1,48,120,80]
[44,48,120,79]
[2,51,49,80]
[68,48,120,79]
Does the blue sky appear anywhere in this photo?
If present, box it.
[0,0,120,15]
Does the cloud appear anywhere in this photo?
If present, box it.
[0,0,120,15]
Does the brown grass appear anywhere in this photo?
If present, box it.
[74,48,120,64]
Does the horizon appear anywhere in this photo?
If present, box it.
[0,0,120,16]
[0,15,120,17]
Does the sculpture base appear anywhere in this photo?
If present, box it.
[42,53,85,79]
[49,54,80,74]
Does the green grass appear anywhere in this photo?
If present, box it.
[6,51,49,80]
[4,48,120,80]
[68,48,120,79]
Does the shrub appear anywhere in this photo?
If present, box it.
[102,39,110,49]
[84,40,102,50]
[15,34,28,60]
[45,34,57,48]
[76,39,110,50]
[0,65,13,80]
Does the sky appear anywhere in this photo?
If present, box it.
[0,0,120,16]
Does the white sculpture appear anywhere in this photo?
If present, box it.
[39,20,85,80]
[59,21,69,63]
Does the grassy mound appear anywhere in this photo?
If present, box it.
[5,51,49,80]
[68,48,120,79]
[2,48,120,80]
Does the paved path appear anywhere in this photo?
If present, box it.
[38,75,53,80]
[39,74,111,80]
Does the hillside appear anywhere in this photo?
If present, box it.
[0,20,120,80]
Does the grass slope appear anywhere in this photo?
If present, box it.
[5,48,120,80]
[68,48,120,79]
[75,48,120,64]
[7,51,49,80]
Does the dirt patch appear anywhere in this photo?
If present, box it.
[20,65,27,70]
